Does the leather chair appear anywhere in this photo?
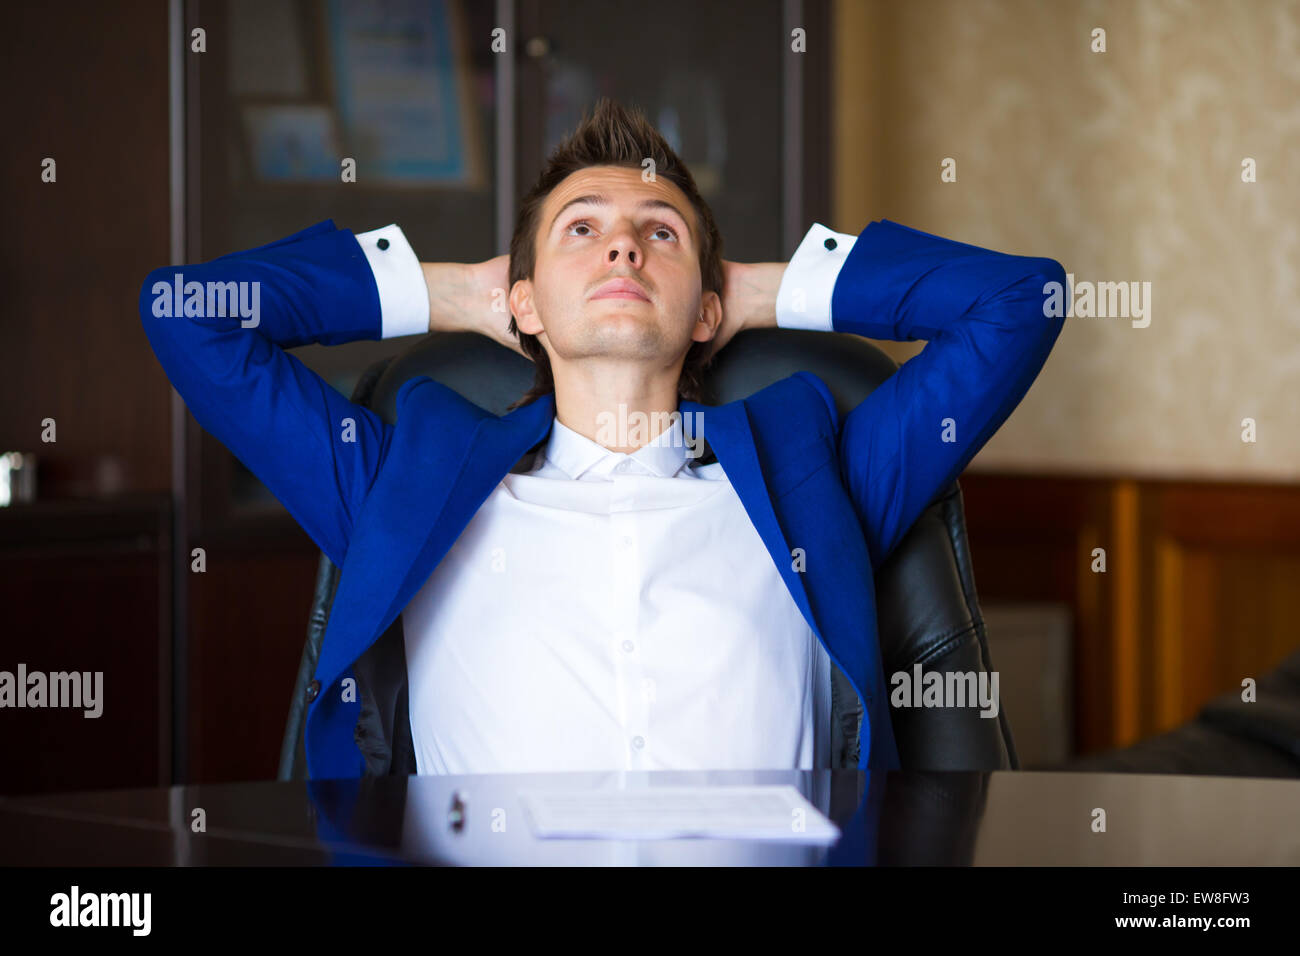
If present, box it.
[1059,648,1300,777]
[278,328,1018,779]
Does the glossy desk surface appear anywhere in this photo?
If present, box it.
[2,769,1298,866]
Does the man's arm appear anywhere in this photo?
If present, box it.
[735,219,1066,570]
[709,259,785,357]
[139,221,433,566]
[417,253,529,358]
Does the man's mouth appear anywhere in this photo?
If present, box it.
[590,277,651,302]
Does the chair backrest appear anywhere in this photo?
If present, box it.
[278,329,1018,779]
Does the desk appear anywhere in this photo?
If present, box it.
[2,770,1298,866]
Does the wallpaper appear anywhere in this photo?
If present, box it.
[833,0,1300,480]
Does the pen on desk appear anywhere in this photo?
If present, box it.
[448,790,466,831]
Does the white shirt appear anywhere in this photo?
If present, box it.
[356,222,857,775]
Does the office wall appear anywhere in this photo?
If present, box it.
[833,0,1300,482]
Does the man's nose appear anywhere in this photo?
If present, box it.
[604,228,642,266]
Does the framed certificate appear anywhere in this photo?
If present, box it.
[325,0,485,186]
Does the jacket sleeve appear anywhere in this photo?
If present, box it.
[784,219,1066,569]
[138,220,404,567]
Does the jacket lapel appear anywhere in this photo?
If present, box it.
[680,398,821,643]
[314,385,556,692]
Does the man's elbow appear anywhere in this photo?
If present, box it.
[139,266,176,331]
[1022,257,1068,358]
[1030,255,1068,324]
[998,255,1068,343]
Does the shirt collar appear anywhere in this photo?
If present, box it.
[541,414,690,480]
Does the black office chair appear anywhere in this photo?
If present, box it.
[1058,648,1300,778]
[278,328,1019,779]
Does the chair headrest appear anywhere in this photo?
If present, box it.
[368,329,901,425]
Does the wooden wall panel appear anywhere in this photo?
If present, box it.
[187,537,320,783]
[0,2,174,796]
[961,473,1300,758]
[959,474,1116,755]
[1141,483,1300,734]
[0,1,172,498]
[0,497,170,796]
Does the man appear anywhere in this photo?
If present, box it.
[140,99,1065,780]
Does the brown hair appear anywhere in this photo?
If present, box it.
[505,98,723,410]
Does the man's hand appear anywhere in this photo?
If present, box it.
[708,260,786,360]
[421,255,529,359]
[423,256,787,362]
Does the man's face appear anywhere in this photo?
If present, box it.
[510,165,720,382]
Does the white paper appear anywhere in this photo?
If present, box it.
[518,785,841,843]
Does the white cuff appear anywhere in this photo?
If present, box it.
[775,223,857,332]
[356,224,429,338]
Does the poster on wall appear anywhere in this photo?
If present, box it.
[326,0,485,187]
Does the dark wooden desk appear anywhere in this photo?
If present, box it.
[2,769,1298,866]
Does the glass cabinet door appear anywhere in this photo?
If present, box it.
[192,0,501,521]
[516,0,824,264]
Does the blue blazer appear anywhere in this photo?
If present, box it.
[140,218,1065,780]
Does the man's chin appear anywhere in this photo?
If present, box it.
[562,322,674,361]
[584,307,662,338]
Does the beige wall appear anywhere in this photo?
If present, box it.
[832,0,1300,481]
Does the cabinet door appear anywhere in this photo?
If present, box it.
[192,0,501,525]
[515,0,829,264]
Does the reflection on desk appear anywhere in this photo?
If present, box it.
[2,770,1298,866]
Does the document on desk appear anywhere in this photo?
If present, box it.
[518,785,841,842]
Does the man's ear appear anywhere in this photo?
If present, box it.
[509,279,543,336]
[690,289,723,343]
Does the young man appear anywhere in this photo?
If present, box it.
[140,99,1065,780]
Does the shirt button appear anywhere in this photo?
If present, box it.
[632,736,645,750]
[621,639,635,653]
[377,237,390,250]
[306,679,321,703]
[824,236,837,250]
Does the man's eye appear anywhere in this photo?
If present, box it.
[564,220,676,240]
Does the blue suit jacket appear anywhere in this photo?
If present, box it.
[139,218,1065,780]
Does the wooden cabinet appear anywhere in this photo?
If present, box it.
[0,498,171,795]
[961,474,1300,756]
